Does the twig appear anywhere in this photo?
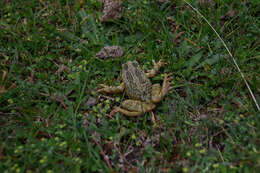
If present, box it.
[92,135,114,171]
[216,145,225,162]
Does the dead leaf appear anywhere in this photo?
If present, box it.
[96,46,124,59]
[86,96,98,106]
[100,0,123,22]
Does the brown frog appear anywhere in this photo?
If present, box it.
[98,59,172,116]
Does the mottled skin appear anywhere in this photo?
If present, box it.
[98,59,172,116]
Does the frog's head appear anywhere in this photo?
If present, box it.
[122,61,139,71]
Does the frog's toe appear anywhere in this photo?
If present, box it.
[99,84,109,87]
[99,84,105,86]
[98,84,108,92]
[109,106,120,117]
[112,106,143,116]
[162,74,173,95]
[158,59,166,65]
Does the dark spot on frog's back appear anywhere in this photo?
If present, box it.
[126,71,133,82]
[134,68,145,83]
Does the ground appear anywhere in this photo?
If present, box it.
[0,0,259,172]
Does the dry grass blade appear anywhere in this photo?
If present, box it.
[183,0,260,111]
[0,70,15,94]
[1,70,7,81]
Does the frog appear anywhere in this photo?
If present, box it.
[98,59,172,116]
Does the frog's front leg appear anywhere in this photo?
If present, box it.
[98,83,125,94]
[146,59,164,78]
[151,74,172,103]
[111,100,156,116]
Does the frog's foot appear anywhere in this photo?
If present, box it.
[161,73,173,97]
[153,59,165,68]
[98,83,125,94]
[146,59,165,78]
[151,73,173,103]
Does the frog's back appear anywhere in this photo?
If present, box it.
[122,61,152,103]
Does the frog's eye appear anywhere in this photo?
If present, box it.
[122,63,128,70]
[132,61,138,67]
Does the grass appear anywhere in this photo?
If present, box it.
[0,0,259,172]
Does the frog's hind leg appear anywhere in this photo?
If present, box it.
[112,107,143,117]
[111,100,156,117]
[98,83,125,94]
